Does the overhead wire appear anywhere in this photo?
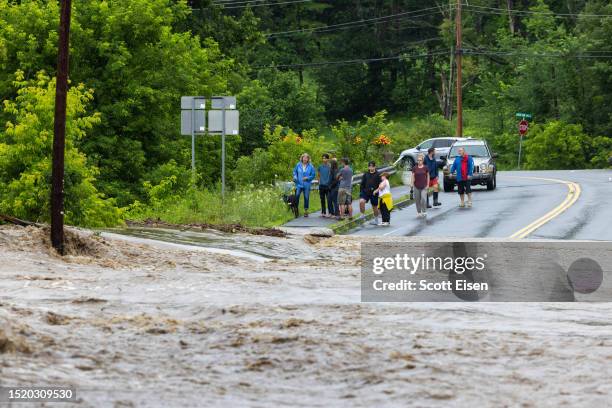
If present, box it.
[266,5,451,38]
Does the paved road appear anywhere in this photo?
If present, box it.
[350,170,612,240]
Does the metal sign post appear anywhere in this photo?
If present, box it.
[180,96,206,179]
[210,96,238,200]
[518,135,523,169]
[517,119,529,169]
[221,105,226,198]
[191,98,195,178]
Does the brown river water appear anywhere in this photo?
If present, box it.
[1,225,611,407]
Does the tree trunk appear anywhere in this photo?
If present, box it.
[435,50,454,120]
[507,0,516,34]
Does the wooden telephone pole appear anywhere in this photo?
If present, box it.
[455,0,463,138]
[51,0,73,254]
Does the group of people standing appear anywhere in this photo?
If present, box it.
[292,153,393,226]
[292,145,475,223]
[410,146,474,217]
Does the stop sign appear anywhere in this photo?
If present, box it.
[518,119,529,136]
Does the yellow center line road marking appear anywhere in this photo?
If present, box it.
[509,176,581,239]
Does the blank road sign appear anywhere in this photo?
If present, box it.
[181,96,206,110]
[181,110,206,135]
[208,110,239,135]
[211,96,237,110]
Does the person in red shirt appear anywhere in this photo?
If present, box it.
[450,147,474,208]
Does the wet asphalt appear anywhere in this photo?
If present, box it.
[350,170,612,240]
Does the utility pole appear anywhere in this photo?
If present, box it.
[51,0,72,255]
[455,0,463,138]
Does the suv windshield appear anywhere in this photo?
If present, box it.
[449,144,489,158]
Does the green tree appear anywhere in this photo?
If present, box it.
[0,0,236,205]
[0,71,121,227]
[524,121,593,170]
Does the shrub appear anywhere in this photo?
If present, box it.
[232,148,275,186]
[233,125,329,185]
[524,121,592,170]
[0,71,122,227]
[332,111,393,168]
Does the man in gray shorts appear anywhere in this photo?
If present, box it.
[337,158,353,219]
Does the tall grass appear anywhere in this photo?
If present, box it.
[125,184,324,227]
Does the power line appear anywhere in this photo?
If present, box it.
[254,50,449,69]
[255,47,612,70]
[211,0,313,9]
[268,10,446,37]
[266,5,451,37]
[462,4,612,18]
[391,37,444,53]
[463,49,612,58]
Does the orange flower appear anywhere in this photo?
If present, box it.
[374,134,391,145]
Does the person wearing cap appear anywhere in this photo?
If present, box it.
[359,161,382,225]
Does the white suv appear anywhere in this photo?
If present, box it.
[394,137,468,169]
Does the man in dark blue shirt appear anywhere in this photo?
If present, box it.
[424,147,442,208]
[317,153,332,217]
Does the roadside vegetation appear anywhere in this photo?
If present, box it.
[0,0,610,228]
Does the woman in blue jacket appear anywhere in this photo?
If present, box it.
[449,147,474,208]
[293,153,316,217]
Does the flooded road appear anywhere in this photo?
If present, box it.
[1,225,612,407]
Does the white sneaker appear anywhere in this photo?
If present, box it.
[370,218,379,225]
[467,201,472,208]
[381,222,390,226]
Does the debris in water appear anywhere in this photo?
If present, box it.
[126,219,287,238]
[72,297,108,304]
[45,311,71,325]
[0,319,32,354]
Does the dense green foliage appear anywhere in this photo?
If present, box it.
[0,0,610,227]
[0,72,121,226]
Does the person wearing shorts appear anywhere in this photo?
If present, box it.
[359,161,382,225]
[424,147,441,207]
[450,147,474,208]
[337,158,353,219]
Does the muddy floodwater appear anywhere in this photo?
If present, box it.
[1,225,612,407]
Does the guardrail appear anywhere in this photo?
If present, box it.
[309,164,397,190]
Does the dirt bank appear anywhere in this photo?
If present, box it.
[1,225,611,407]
